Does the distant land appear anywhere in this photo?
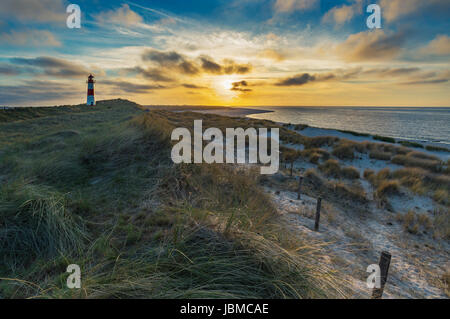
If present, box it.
[144,105,273,117]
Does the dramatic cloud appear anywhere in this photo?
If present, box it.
[143,50,183,64]
[336,30,406,62]
[231,81,252,92]
[322,1,362,25]
[276,73,316,86]
[140,49,252,77]
[274,0,318,13]
[276,70,360,87]
[142,49,200,75]
[0,0,65,23]
[420,35,450,56]
[95,4,143,26]
[200,57,252,75]
[10,57,92,78]
[200,57,222,74]
[0,30,61,47]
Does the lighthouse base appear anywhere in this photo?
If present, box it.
[87,96,96,106]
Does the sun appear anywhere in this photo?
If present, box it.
[212,76,238,101]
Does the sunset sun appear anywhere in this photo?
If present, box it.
[213,76,238,101]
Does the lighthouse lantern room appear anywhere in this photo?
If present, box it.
[86,74,96,106]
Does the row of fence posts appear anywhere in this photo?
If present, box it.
[287,159,391,299]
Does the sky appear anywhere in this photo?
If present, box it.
[0,0,449,107]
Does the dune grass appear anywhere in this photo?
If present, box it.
[304,168,366,205]
[0,100,348,299]
[318,159,360,180]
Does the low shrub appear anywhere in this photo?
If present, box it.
[341,167,360,180]
[376,180,400,198]
[303,136,339,149]
[399,141,424,149]
[301,148,330,164]
[332,144,355,160]
[407,151,440,161]
[391,155,441,173]
[318,159,341,178]
[374,135,396,143]
[332,182,367,203]
[363,169,375,181]
[433,189,449,206]
[304,168,325,187]
[369,150,392,161]
[425,145,449,153]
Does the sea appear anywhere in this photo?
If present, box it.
[245,106,450,146]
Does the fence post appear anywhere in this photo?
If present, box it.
[297,176,303,200]
[314,197,322,231]
[372,251,392,299]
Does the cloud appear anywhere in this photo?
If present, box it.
[276,73,316,86]
[200,57,252,75]
[402,79,448,85]
[420,35,450,57]
[200,57,222,74]
[231,81,252,92]
[0,0,65,23]
[380,0,450,22]
[257,49,286,61]
[0,64,21,75]
[182,83,206,89]
[123,50,197,81]
[140,49,252,77]
[276,69,363,87]
[95,4,143,26]
[336,30,406,62]
[363,67,421,77]
[0,30,61,47]
[142,49,200,75]
[273,0,318,13]
[275,67,431,87]
[102,80,167,93]
[124,66,175,82]
[0,80,79,104]
[322,1,362,25]
[400,70,450,85]
[10,56,92,78]
[142,50,183,64]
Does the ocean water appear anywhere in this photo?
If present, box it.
[246,107,450,145]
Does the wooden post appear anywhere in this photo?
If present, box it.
[372,251,392,299]
[280,152,283,170]
[290,161,294,177]
[314,197,322,231]
[297,176,303,200]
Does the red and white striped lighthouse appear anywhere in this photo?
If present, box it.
[86,74,96,106]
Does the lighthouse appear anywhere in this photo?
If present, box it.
[86,74,96,106]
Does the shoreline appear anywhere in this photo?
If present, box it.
[154,105,449,159]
